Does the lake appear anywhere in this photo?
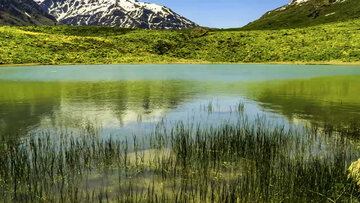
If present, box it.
[1,64,360,202]
[1,64,360,139]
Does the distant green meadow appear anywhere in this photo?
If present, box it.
[1,18,360,65]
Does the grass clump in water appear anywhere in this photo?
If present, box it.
[0,113,360,202]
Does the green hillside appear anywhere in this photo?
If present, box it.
[1,18,360,65]
[243,0,360,30]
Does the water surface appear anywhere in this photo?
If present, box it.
[1,64,360,140]
[1,64,360,202]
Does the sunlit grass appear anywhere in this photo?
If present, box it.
[2,18,360,65]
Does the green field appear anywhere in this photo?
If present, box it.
[1,18,360,65]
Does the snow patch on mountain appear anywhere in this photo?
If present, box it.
[37,0,196,29]
[289,0,346,5]
[34,0,45,3]
[290,0,311,5]
[272,0,346,13]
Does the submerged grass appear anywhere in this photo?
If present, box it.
[0,110,360,202]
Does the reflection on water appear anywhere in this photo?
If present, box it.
[0,80,201,140]
[1,65,360,140]
[1,65,360,202]
[245,75,360,129]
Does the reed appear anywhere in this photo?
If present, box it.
[0,110,359,202]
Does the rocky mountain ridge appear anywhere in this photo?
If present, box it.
[0,0,57,25]
[35,0,196,29]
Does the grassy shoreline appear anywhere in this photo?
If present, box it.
[2,19,360,66]
[2,60,360,67]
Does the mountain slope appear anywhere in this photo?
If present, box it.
[243,0,360,30]
[36,0,196,29]
[0,0,57,26]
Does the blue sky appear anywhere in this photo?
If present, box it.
[147,0,289,28]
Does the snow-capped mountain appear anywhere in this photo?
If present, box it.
[243,0,356,30]
[36,0,196,29]
[0,0,57,25]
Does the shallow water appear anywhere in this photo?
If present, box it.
[1,64,360,202]
[1,64,360,140]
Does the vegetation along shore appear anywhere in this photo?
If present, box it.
[1,105,360,202]
[1,18,360,66]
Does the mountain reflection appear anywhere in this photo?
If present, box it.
[0,80,200,140]
[2,74,360,142]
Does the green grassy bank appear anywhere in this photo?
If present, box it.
[1,18,360,65]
